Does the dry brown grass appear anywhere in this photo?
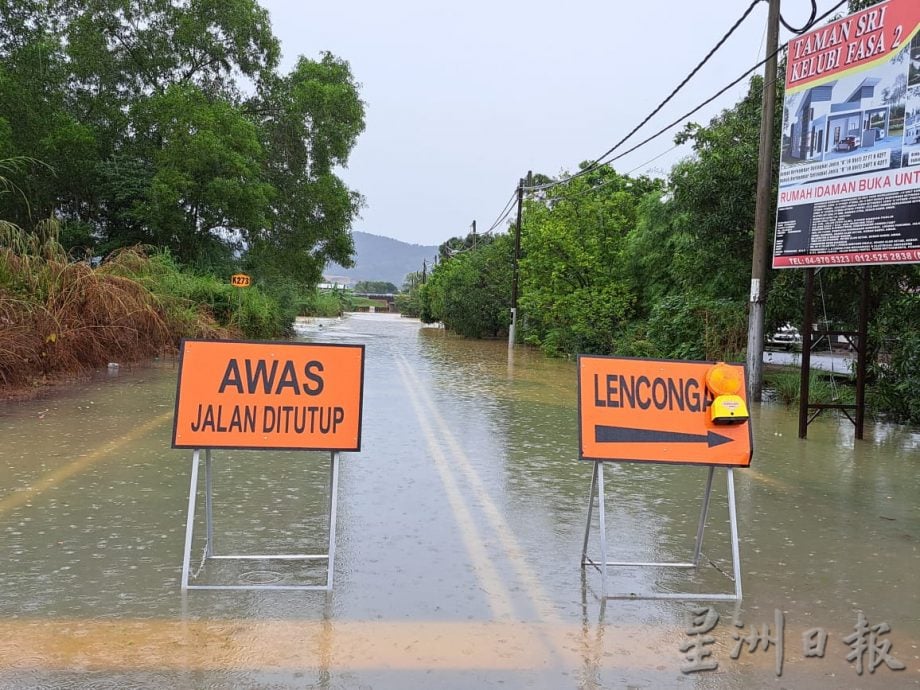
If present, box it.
[0,226,228,393]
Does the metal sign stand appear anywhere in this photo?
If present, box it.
[181,449,341,591]
[581,462,742,601]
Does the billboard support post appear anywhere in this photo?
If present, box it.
[855,266,870,440]
[180,449,341,591]
[797,267,869,439]
[581,461,742,601]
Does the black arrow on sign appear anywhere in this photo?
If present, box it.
[595,425,734,448]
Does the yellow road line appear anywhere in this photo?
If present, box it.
[742,467,794,492]
[394,357,515,620]
[2,617,899,675]
[0,619,677,672]
[0,410,173,516]
[398,354,560,624]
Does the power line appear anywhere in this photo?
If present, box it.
[524,0,849,194]
[596,0,848,170]
[524,0,764,193]
[479,0,849,252]
[486,187,519,233]
[539,144,679,205]
[780,0,817,34]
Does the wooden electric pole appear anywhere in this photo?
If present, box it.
[509,178,524,347]
[509,172,531,347]
[746,0,781,402]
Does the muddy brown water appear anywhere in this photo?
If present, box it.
[1,313,918,688]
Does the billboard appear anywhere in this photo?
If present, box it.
[774,0,920,268]
[172,339,365,451]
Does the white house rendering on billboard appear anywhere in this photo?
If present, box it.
[788,78,889,161]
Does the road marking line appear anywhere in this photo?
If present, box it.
[0,618,683,672]
[2,617,888,674]
[394,357,515,620]
[398,354,561,624]
[0,410,173,516]
[743,468,794,492]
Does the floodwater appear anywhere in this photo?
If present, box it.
[1,313,918,689]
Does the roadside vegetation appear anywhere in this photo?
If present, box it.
[0,220,297,394]
[0,1,366,396]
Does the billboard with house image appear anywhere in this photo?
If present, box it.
[774,0,920,269]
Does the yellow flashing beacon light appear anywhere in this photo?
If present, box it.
[706,362,749,425]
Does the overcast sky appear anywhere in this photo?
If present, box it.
[260,0,845,247]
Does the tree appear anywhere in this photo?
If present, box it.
[848,0,883,11]
[420,234,513,338]
[123,83,273,263]
[354,281,398,294]
[247,53,365,286]
[519,166,661,355]
[0,1,364,285]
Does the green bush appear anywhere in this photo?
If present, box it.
[869,293,920,423]
[298,290,346,317]
[645,295,747,361]
[104,249,290,339]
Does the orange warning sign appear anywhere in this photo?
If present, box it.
[577,355,752,467]
[172,339,364,451]
[230,273,251,287]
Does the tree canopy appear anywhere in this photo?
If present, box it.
[0,0,365,284]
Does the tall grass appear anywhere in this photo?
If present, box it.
[0,224,177,389]
[0,222,294,393]
[101,249,287,339]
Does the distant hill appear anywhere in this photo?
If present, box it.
[324,231,439,288]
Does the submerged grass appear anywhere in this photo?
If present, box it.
[765,368,855,406]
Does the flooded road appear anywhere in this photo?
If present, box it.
[1,313,918,688]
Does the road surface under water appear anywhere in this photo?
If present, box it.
[0,313,918,688]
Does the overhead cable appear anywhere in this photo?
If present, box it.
[486,188,520,233]
[523,0,764,193]
[541,144,680,205]
[781,0,818,34]
[595,0,848,169]
[525,0,848,194]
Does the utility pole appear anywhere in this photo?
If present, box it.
[509,172,530,347]
[422,259,427,284]
[472,219,477,248]
[746,0,780,402]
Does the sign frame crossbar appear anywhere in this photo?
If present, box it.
[180,448,340,591]
[581,462,742,601]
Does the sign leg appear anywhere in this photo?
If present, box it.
[581,462,599,566]
[596,462,608,596]
[205,449,214,558]
[325,452,340,591]
[727,468,743,601]
[181,450,201,590]
[692,466,715,566]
